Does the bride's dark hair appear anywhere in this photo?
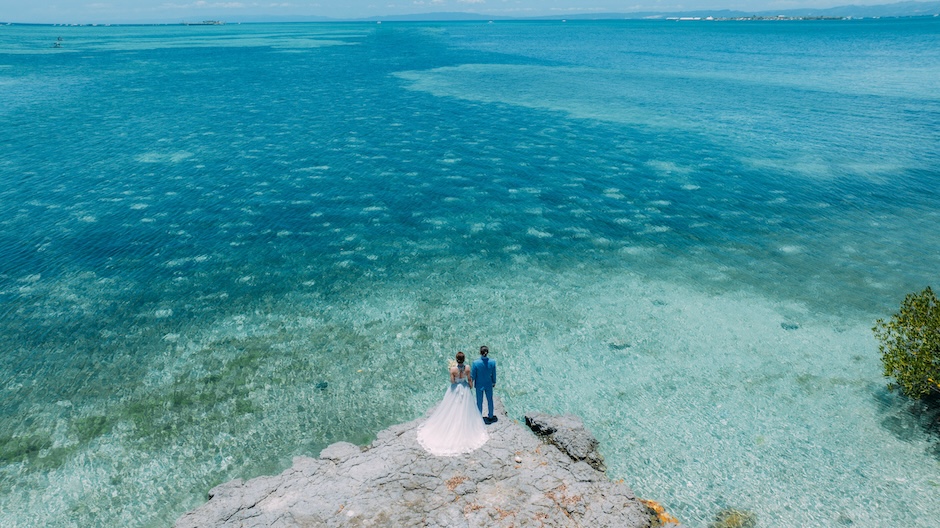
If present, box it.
[456,351,465,364]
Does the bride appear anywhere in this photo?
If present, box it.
[416,351,489,456]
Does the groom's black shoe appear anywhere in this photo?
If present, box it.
[483,416,492,424]
[487,416,497,423]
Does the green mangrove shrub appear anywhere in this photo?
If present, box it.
[873,286,940,400]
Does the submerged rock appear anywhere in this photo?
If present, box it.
[176,397,674,527]
[710,507,757,528]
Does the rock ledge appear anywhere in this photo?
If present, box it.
[176,397,677,527]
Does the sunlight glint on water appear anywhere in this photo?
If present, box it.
[1,19,939,527]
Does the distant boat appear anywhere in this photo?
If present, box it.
[182,20,224,26]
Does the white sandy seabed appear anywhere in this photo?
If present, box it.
[3,258,939,528]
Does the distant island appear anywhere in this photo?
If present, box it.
[358,2,940,22]
[1,0,938,25]
[659,15,854,21]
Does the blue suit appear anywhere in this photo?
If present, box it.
[471,356,496,418]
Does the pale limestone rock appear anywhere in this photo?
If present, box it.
[176,397,666,527]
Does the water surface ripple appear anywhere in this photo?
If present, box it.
[1,19,938,527]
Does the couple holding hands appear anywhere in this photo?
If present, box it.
[416,346,497,456]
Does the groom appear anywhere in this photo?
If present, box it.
[471,345,497,424]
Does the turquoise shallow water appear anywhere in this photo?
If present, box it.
[1,19,939,526]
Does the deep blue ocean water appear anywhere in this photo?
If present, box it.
[1,18,939,526]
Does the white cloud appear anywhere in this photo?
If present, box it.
[162,1,306,10]
[164,1,308,9]
[159,1,252,8]
[548,6,606,12]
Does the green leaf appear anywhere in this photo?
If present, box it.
[874,286,940,400]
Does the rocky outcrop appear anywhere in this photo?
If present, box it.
[176,397,676,527]
[524,413,606,472]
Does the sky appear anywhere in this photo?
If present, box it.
[0,0,913,24]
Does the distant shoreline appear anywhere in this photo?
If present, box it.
[2,14,939,27]
[666,15,850,21]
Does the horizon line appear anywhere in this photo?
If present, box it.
[3,11,939,27]
[3,1,940,26]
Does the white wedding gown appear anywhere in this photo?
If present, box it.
[416,366,489,456]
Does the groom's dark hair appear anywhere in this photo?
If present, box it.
[480,346,489,356]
